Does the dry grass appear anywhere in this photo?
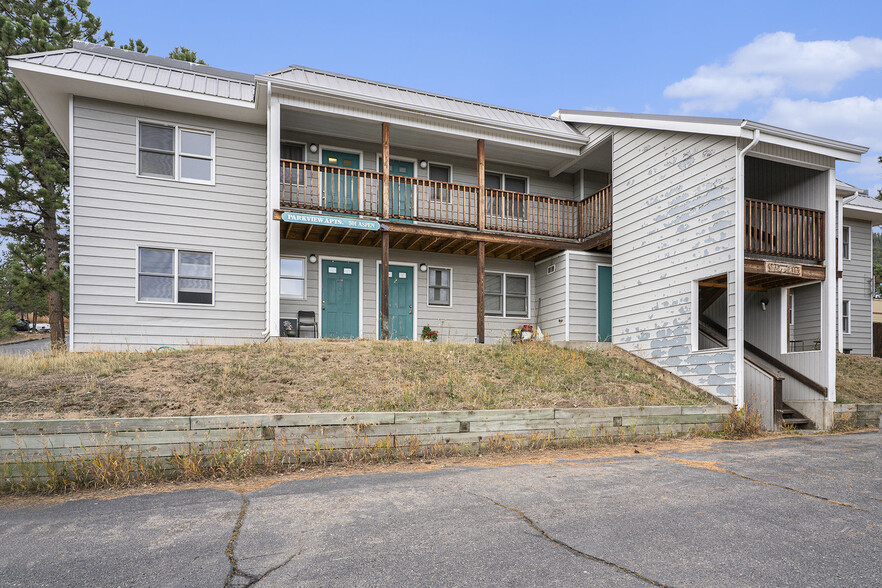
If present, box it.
[0,340,714,419]
[836,353,882,404]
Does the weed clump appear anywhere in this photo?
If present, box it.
[720,408,763,439]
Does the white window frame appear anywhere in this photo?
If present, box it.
[136,119,216,185]
[842,299,851,334]
[842,225,851,261]
[485,171,530,219]
[428,162,453,203]
[485,271,530,318]
[427,266,453,308]
[135,246,215,306]
[280,255,307,300]
[280,141,307,187]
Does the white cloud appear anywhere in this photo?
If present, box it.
[664,32,882,112]
[763,96,882,148]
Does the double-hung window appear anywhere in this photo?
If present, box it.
[842,300,851,334]
[138,247,213,304]
[138,121,215,183]
[485,272,529,317]
[281,257,307,299]
[428,267,452,306]
[842,226,851,260]
[486,172,528,219]
[429,163,451,202]
[280,142,306,187]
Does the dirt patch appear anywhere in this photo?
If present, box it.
[0,340,715,420]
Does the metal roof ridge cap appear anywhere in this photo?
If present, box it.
[265,80,588,143]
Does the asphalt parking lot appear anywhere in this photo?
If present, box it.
[0,338,50,356]
[0,431,879,587]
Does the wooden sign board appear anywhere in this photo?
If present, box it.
[764,261,802,277]
[281,212,380,231]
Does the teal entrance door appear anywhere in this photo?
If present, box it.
[598,265,612,342]
[322,150,360,211]
[321,260,360,339]
[387,159,414,219]
[379,264,414,340]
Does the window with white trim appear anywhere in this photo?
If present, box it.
[429,163,451,202]
[138,247,213,304]
[486,172,528,219]
[428,267,451,307]
[138,121,215,183]
[485,272,529,317]
[842,300,851,334]
[281,256,306,299]
[280,142,306,186]
[842,225,851,260]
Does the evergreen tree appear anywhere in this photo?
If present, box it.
[168,46,206,65]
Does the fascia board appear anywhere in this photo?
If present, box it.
[259,75,587,148]
[554,111,744,138]
[842,203,882,225]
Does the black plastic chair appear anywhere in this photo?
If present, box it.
[298,311,317,338]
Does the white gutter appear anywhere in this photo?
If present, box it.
[735,127,761,408]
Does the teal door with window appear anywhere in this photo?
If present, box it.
[379,264,414,340]
[322,150,360,212]
[321,260,360,339]
[598,265,612,342]
[388,159,414,219]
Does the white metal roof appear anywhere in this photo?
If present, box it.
[10,41,255,102]
[262,65,583,141]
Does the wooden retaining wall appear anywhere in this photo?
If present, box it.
[1,406,731,466]
[833,403,882,429]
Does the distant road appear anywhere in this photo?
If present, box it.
[0,338,51,356]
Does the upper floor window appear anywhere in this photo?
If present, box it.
[138,247,213,305]
[429,163,451,202]
[842,225,851,260]
[485,272,529,317]
[280,142,306,186]
[138,121,215,184]
[486,172,528,219]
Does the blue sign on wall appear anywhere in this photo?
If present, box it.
[281,212,380,231]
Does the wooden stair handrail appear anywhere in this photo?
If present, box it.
[699,317,827,398]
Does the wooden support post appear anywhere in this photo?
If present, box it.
[477,139,485,232]
[381,230,390,340]
[382,123,390,220]
[477,240,485,344]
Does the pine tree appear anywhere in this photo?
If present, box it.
[168,46,206,65]
[0,1,133,347]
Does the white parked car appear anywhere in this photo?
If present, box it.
[34,323,50,333]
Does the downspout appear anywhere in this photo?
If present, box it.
[262,80,272,339]
[735,127,761,408]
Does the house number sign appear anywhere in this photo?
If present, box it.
[281,212,380,231]
[764,261,802,277]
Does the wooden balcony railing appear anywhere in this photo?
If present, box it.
[745,198,825,263]
[280,159,612,241]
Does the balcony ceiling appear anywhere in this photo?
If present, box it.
[280,107,597,173]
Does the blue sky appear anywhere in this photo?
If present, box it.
[91,0,882,193]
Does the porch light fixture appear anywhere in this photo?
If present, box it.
[308,254,317,264]
[419,263,428,272]
[308,144,318,153]
[419,160,427,169]
[760,298,769,311]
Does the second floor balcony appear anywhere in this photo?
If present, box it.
[280,159,612,242]
[745,198,825,264]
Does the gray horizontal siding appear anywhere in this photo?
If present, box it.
[534,253,566,341]
[842,219,873,355]
[71,97,267,351]
[611,125,738,402]
[279,241,536,343]
[569,251,612,342]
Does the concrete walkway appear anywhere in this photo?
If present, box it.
[0,432,879,587]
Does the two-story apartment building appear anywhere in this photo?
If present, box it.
[10,42,881,429]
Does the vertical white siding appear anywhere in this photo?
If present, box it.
[611,127,738,402]
[745,157,827,210]
[71,97,267,350]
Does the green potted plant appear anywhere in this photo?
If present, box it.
[421,325,439,342]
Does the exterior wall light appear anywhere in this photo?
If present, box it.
[760,298,769,311]
[419,263,428,272]
[308,254,318,264]
[419,160,427,169]
[309,144,318,153]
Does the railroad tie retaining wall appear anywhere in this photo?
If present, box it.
[833,404,882,429]
[1,405,732,467]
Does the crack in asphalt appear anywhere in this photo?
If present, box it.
[223,495,301,587]
[660,457,868,512]
[467,491,669,587]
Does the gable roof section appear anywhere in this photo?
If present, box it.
[261,65,584,143]
[12,41,255,101]
[554,109,868,163]
[843,193,882,225]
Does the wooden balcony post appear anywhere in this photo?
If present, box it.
[477,139,485,232]
[381,123,391,219]
[477,240,485,343]
[381,230,390,340]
